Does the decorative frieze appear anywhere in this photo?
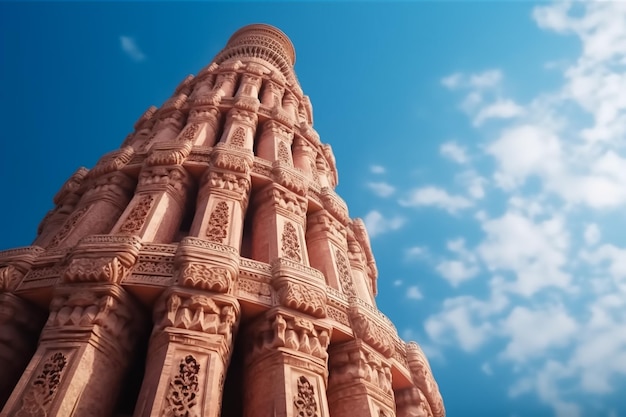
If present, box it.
[46,205,91,249]
[89,146,135,179]
[178,262,232,293]
[335,249,357,297]
[205,201,230,243]
[119,194,155,234]
[294,375,319,417]
[281,222,302,262]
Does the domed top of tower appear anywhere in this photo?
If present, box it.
[213,24,297,86]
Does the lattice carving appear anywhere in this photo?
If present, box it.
[119,195,155,234]
[281,222,301,262]
[206,201,230,243]
[230,127,246,147]
[16,352,67,417]
[278,141,291,164]
[179,123,200,142]
[294,376,319,417]
[47,205,91,249]
[335,249,356,297]
[162,355,201,417]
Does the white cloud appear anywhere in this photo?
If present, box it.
[470,69,503,89]
[399,186,473,213]
[457,170,486,200]
[481,362,493,376]
[120,35,146,62]
[366,181,395,198]
[441,72,463,89]
[478,211,571,297]
[584,223,601,246]
[406,285,423,300]
[362,210,405,238]
[370,165,385,174]
[393,279,403,287]
[405,246,428,261]
[435,238,480,287]
[500,305,578,363]
[473,99,525,126]
[440,141,469,164]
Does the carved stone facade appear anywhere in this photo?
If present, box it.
[0,23,444,417]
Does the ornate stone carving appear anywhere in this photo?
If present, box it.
[294,376,318,417]
[248,313,330,361]
[119,195,155,234]
[179,262,232,293]
[335,249,356,297]
[155,292,238,345]
[278,141,291,164]
[406,343,445,417]
[281,222,302,262]
[206,171,250,196]
[266,186,307,217]
[47,205,91,249]
[206,201,230,243]
[273,164,307,196]
[64,257,129,283]
[90,146,135,178]
[0,264,24,292]
[146,141,193,166]
[211,147,251,174]
[230,126,246,147]
[329,345,393,396]
[162,355,201,417]
[350,308,395,358]
[275,281,326,318]
[16,352,67,417]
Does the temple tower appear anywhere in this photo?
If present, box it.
[0,24,444,417]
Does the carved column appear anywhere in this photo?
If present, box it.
[347,231,376,304]
[306,210,356,295]
[327,340,396,417]
[34,168,89,248]
[261,79,285,109]
[0,292,45,408]
[243,309,331,417]
[406,343,445,417]
[251,183,309,265]
[133,287,239,417]
[0,283,144,417]
[292,136,316,179]
[111,164,194,244]
[395,388,433,417]
[220,107,258,151]
[186,105,221,148]
[256,120,294,165]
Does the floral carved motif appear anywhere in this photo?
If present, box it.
[275,281,326,318]
[335,249,356,297]
[205,201,230,243]
[156,293,238,344]
[0,265,24,292]
[281,222,301,262]
[278,141,291,164]
[179,263,232,293]
[162,355,201,417]
[179,123,200,142]
[47,205,91,249]
[294,376,319,417]
[350,309,395,358]
[16,352,67,417]
[119,195,155,234]
[249,313,329,361]
[64,257,129,283]
[230,126,246,147]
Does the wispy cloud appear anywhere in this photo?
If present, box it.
[399,186,473,213]
[363,210,405,238]
[440,141,469,164]
[119,35,146,62]
[370,164,386,174]
[406,285,423,300]
[366,181,395,198]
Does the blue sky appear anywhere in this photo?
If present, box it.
[2,2,626,416]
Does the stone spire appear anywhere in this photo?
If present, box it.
[0,24,444,417]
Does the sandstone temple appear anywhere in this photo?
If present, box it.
[0,24,444,417]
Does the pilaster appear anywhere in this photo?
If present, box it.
[242,309,331,417]
[327,339,396,417]
[0,283,145,417]
[133,287,240,417]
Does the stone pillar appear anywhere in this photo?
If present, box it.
[256,120,294,165]
[242,309,331,417]
[261,79,285,109]
[327,340,396,417]
[185,105,221,148]
[220,107,258,151]
[347,231,376,305]
[0,283,144,417]
[0,293,45,408]
[306,210,356,296]
[34,168,88,248]
[251,183,309,265]
[406,343,445,417]
[394,388,433,417]
[111,164,194,244]
[292,136,316,179]
[133,287,239,417]
[235,73,262,100]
